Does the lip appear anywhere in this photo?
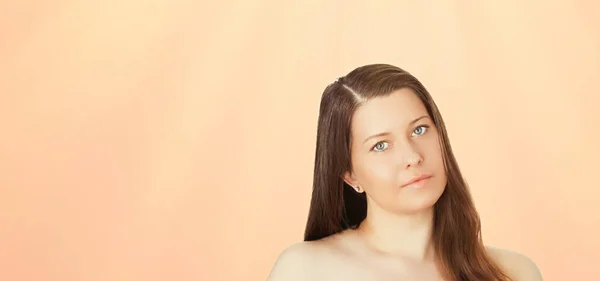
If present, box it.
[401,174,432,188]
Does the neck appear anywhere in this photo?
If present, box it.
[355,203,435,262]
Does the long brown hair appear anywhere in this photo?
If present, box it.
[304,64,511,281]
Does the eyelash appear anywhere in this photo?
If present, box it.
[371,125,430,152]
[412,124,430,137]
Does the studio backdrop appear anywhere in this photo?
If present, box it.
[1,1,599,280]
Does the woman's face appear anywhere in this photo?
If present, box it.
[344,88,447,215]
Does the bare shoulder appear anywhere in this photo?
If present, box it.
[486,246,543,281]
[266,241,328,281]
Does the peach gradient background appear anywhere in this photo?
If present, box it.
[1,1,599,280]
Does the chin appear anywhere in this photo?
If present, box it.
[396,201,437,215]
[395,186,444,214]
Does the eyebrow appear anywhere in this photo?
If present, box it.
[362,115,430,144]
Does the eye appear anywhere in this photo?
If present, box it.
[372,141,389,152]
[411,125,429,137]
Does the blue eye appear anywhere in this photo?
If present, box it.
[412,125,429,137]
[372,141,389,152]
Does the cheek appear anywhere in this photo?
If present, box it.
[422,137,443,162]
[425,147,443,167]
[355,156,397,190]
[422,139,447,181]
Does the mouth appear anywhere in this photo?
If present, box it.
[401,174,432,188]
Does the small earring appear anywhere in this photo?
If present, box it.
[354,186,362,193]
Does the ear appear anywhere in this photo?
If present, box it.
[343,171,363,193]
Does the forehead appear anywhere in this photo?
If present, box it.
[351,88,428,137]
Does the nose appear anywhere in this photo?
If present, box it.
[398,142,423,168]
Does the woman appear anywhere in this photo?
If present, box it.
[267,64,543,281]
